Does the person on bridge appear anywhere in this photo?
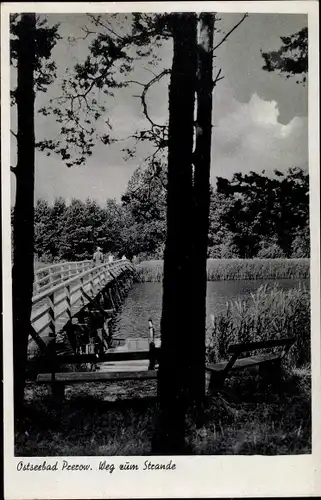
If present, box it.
[93,247,104,266]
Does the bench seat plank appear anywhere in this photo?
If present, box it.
[206,353,280,373]
[37,370,157,383]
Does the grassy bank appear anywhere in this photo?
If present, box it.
[135,258,310,282]
[16,366,310,456]
[206,283,310,368]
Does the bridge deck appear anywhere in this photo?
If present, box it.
[29,259,134,357]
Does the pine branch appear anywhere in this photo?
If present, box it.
[87,14,125,40]
[134,69,170,130]
[213,68,225,87]
[213,13,248,51]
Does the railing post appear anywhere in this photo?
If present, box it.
[65,284,72,322]
[115,279,121,305]
[47,292,57,389]
[80,277,85,307]
[88,271,94,298]
[48,292,56,339]
[34,281,41,294]
[148,319,156,370]
[108,287,116,311]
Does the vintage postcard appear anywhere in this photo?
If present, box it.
[1,1,320,498]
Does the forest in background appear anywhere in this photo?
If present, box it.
[29,165,309,263]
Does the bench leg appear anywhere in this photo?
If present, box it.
[149,342,157,370]
[52,382,65,403]
[259,359,282,385]
[208,372,225,392]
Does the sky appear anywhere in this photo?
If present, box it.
[10,12,308,206]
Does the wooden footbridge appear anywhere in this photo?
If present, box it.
[31,259,134,350]
[32,259,295,402]
[30,259,161,399]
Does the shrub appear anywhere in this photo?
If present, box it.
[291,226,310,258]
[257,244,286,259]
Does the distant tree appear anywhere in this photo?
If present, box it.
[122,160,167,223]
[261,27,308,84]
[103,199,130,257]
[34,197,69,261]
[34,198,54,259]
[216,168,309,257]
[83,198,107,253]
[51,197,67,257]
[208,191,240,258]
[121,160,167,258]
[58,199,105,260]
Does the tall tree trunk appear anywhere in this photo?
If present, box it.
[190,13,215,403]
[12,13,36,417]
[152,13,197,455]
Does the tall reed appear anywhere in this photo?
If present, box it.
[135,259,310,282]
[206,283,310,368]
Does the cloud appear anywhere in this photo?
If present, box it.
[11,90,307,207]
[211,91,308,184]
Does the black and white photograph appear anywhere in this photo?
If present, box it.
[1,1,320,498]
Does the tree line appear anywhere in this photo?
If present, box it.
[32,164,309,263]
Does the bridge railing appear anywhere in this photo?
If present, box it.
[33,260,92,294]
[31,259,134,341]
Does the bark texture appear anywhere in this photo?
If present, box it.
[153,13,198,455]
[190,13,215,403]
[12,13,36,417]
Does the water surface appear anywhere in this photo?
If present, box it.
[112,279,309,341]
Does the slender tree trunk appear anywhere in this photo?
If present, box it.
[190,13,215,403]
[152,13,197,455]
[12,13,36,417]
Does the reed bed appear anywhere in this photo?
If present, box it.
[135,258,310,282]
[206,283,310,368]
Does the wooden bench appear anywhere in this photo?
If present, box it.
[205,337,295,391]
[37,369,158,401]
[36,335,160,401]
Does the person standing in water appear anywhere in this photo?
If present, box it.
[93,246,104,266]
